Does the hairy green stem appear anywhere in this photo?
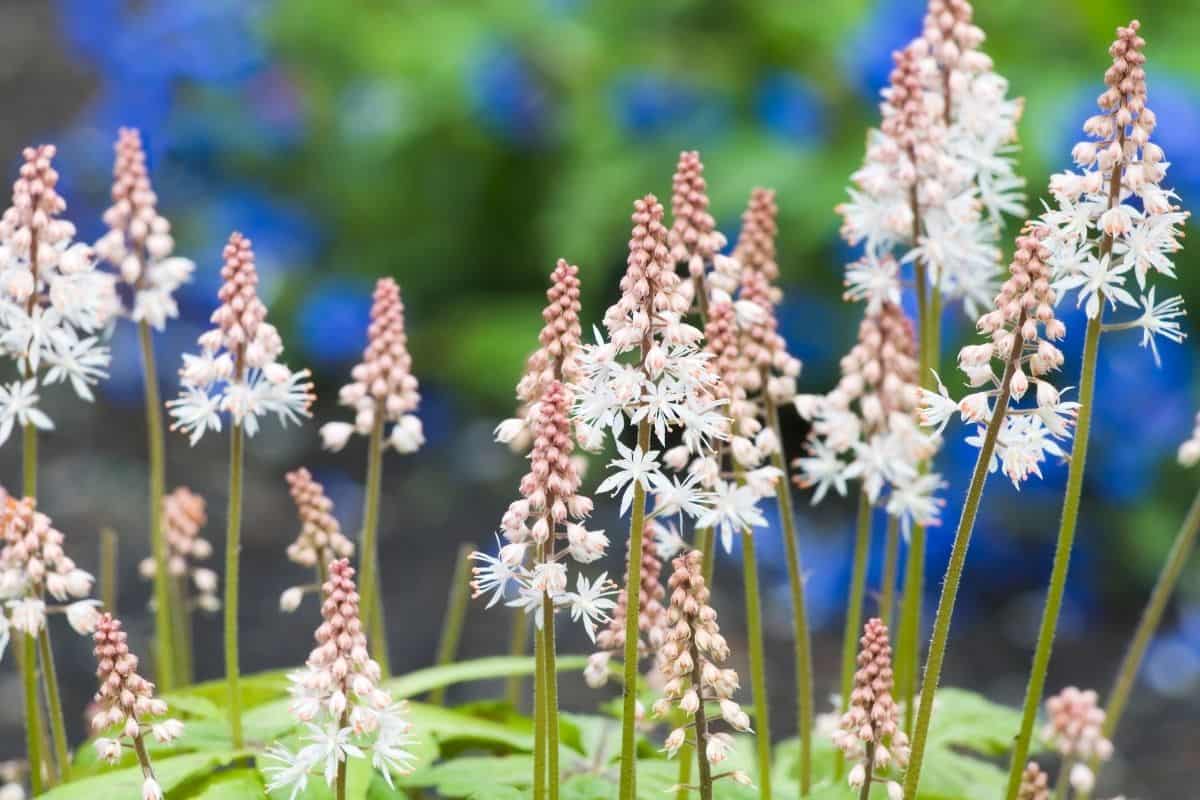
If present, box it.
[903,317,1024,799]
[20,635,45,794]
[139,321,175,692]
[506,611,530,708]
[896,521,925,734]
[533,624,547,800]
[837,491,873,779]
[880,514,901,629]
[764,391,814,796]
[100,527,118,613]
[690,636,714,800]
[618,418,652,800]
[542,588,560,800]
[741,530,771,798]
[697,527,715,586]
[430,543,474,706]
[1004,314,1103,800]
[23,423,37,498]
[359,411,391,676]
[224,423,245,749]
[38,628,69,783]
[675,740,694,800]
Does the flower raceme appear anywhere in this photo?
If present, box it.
[1039,20,1188,365]
[0,492,99,646]
[137,488,219,614]
[1040,687,1114,794]
[320,277,423,454]
[94,128,195,332]
[0,145,116,444]
[793,300,943,532]
[918,226,1075,487]
[494,258,583,452]
[833,618,909,798]
[90,613,183,800]
[471,380,617,641]
[840,7,1025,320]
[264,559,416,799]
[168,233,314,444]
[280,468,355,613]
[653,551,752,785]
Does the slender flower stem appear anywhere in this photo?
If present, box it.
[19,635,45,794]
[533,624,547,800]
[542,588,560,800]
[903,320,1025,800]
[697,527,715,586]
[1004,314,1104,800]
[170,576,193,686]
[100,527,118,613]
[675,741,694,800]
[689,636,714,800]
[23,423,37,498]
[858,742,877,800]
[358,410,390,676]
[763,392,814,796]
[741,529,771,799]
[1104,486,1200,739]
[896,522,924,734]
[880,515,901,629]
[505,612,530,708]
[618,418,652,800]
[224,422,245,749]
[430,543,474,707]
[38,628,69,783]
[139,321,175,692]
[837,490,873,779]
[334,710,350,800]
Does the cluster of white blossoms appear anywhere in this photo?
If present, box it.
[1038,20,1188,365]
[319,277,424,454]
[572,195,748,545]
[471,380,618,640]
[840,0,1025,319]
[93,128,195,331]
[167,232,314,444]
[0,491,101,651]
[919,227,1076,487]
[265,559,416,799]
[0,145,116,445]
[794,301,943,532]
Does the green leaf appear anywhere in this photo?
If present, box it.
[161,694,227,721]
[176,768,265,799]
[385,654,591,700]
[403,754,533,798]
[40,751,248,800]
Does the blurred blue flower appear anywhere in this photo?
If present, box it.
[756,72,826,146]
[839,0,924,100]
[610,72,729,143]
[1144,632,1200,695]
[466,42,554,147]
[297,280,373,366]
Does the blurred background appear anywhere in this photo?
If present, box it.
[0,0,1198,795]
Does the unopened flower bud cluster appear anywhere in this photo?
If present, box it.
[279,468,355,613]
[138,487,219,614]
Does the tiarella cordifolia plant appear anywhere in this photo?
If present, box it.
[653,551,752,799]
[137,487,218,685]
[0,145,115,476]
[833,618,909,800]
[1040,687,1113,796]
[571,194,731,800]
[169,232,314,748]
[264,559,416,800]
[94,128,195,690]
[918,226,1073,485]
[906,223,1073,799]
[1,492,99,790]
[319,276,421,675]
[280,467,355,613]
[1003,22,1190,799]
[668,151,735,311]
[90,613,183,800]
